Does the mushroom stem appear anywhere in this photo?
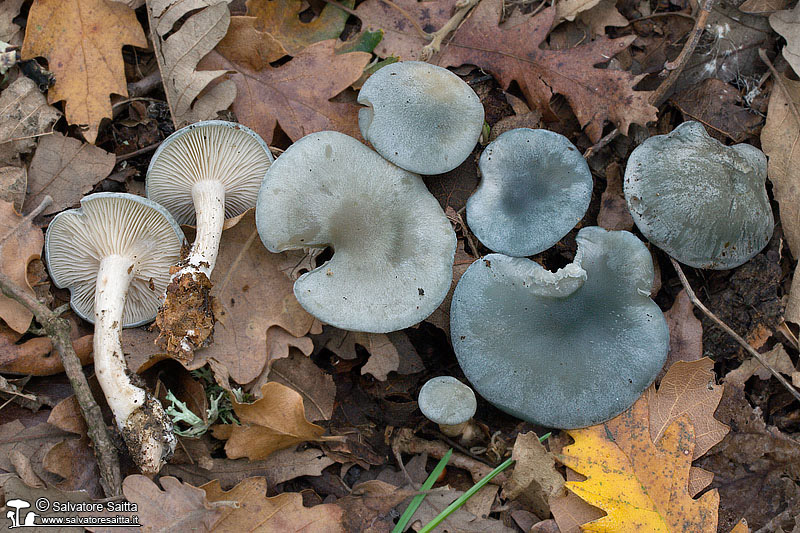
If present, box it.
[439,421,468,437]
[186,180,226,277]
[94,254,175,474]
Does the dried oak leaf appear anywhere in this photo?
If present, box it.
[435,3,656,142]
[246,0,354,55]
[576,0,628,39]
[0,200,43,333]
[147,0,237,128]
[199,38,370,144]
[311,327,423,379]
[501,431,565,518]
[672,79,762,143]
[24,132,115,216]
[558,393,720,532]
[262,350,335,422]
[202,477,344,532]
[0,77,61,167]
[761,72,800,322]
[770,4,800,76]
[725,343,796,386]
[658,289,703,381]
[220,382,328,461]
[0,0,25,45]
[21,0,147,143]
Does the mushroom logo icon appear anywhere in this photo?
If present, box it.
[5,499,37,528]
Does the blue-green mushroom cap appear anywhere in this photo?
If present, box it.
[624,121,773,269]
[450,226,668,429]
[466,128,592,257]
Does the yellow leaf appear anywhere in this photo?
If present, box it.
[559,394,719,532]
[21,0,148,143]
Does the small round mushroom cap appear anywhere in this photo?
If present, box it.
[358,61,484,175]
[451,227,669,429]
[45,193,185,327]
[418,376,477,426]
[146,120,274,225]
[624,121,773,269]
[466,129,592,257]
[256,131,457,333]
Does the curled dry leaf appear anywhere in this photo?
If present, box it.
[501,432,565,518]
[24,132,115,216]
[147,0,237,127]
[0,200,43,333]
[221,382,328,461]
[20,0,147,143]
[770,4,800,76]
[202,477,344,533]
[261,349,335,422]
[761,72,800,322]
[199,38,370,145]
[577,0,628,38]
[0,77,61,167]
[556,0,602,23]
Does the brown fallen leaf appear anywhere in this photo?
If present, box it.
[556,0,601,23]
[425,238,473,337]
[659,289,703,380]
[0,76,61,167]
[186,211,316,385]
[312,327,423,379]
[0,166,26,212]
[202,477,344,532]
[770,5,800,76]
[215,16,288,68]
[740,0,788,13]
[262,349,335,422]
[761,72,800,322]
[577,0,628,38]
[147,0,237,127]
[0,0,25,45]
[1,474,97,531]
[549,468,605,533]
[597,161,634,232]
[0,200,44,333]
[435,3,656,142]
[24,132,115,215]
[672,78,762,143]
[725,343,796,386]
[221,382,328,460]
[0,415,73,488]
[501,432,565,518]
[199,38,370,144]
[246,0,353,55]
[21,0,147,143]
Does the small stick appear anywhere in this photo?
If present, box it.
[670,258,800,404]
[421,0,481,61]
[0,196,122,497]
[116,143,159,163]
[583,0,717,159]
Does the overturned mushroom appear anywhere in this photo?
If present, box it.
[466,128,593,256]
[418,376,480,444]
[45,193,185,473]
[358,61,484,175]
[451,227,669,429]
[624,121,773,269]
[256,131,456,333]
[146,120,273,358]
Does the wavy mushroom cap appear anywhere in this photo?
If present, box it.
[255,131,457,333]
[45,193,185,327]
[624,121,773,269]
[358,61,484,175]
[466,129,592,257]
[418,376,477,426]
[146,120,273,225]
[451,227,669,429]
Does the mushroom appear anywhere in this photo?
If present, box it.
[255,130,457,333]
[358,61,485,175]
[466,128,593,257]
[418,376,480,443]
[624,121,773,269]
[146,120,273,357]
[450,226,669,429]
[45,192,185,473]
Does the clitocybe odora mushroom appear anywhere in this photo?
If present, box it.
[358,61,485,175]
[45,193,185,474]
[466,128,592,256]
[255,131,457,333]
[146,120,273,358]
[451,227,669,429]
[418,376,481,444]
[624,121,773,269]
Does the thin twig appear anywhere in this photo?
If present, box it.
[671,258,800,404]
[583,0,717,158]
[116,142,159,163]
[624,11,696,25]
[380,0,431,39]
[0,196,122,497]
[421,0,481,61]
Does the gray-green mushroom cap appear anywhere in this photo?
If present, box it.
[256,131,457,333]
[466,128,592,257]
[624,121,773,269]
[450,226,669,429]
[418,376,477,426]
[358,61,484,175]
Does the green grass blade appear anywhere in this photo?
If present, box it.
[392,448,453,533]
[418,432,551,533]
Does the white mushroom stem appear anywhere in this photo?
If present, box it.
[94,254,144,423]
[181,180,226,278]
[94,254,175,474]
